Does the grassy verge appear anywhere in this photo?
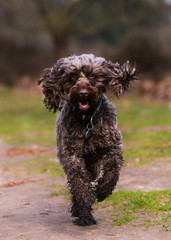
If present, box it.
[3,154,65,177]
[22,155,65,177]
[97,189,171,230]
[0,88,56,147]
[114,97,171,164]
[1,89,170,163]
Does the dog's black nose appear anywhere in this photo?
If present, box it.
[79,90,89,98]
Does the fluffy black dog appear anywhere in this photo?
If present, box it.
[38,54,136,226]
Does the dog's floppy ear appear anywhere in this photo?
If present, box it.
[38,59,65,113]
[106,60,137,97]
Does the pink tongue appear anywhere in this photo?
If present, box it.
[79,102,89,110]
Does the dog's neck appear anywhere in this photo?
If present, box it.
[65,95,105,139]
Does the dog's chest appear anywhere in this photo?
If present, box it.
[83,118,117,152]
[57,114,116,154]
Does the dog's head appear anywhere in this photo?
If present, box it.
[38,54,137,113]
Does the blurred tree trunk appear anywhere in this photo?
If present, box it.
[35,0,68,58]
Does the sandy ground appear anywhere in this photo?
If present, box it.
[0,141,170,240]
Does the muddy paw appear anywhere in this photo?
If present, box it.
[74,215,96,226]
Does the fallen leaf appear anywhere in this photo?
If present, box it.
[14,169,22,175]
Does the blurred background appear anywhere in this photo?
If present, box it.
[0,0,171,99]
[0,0,171,152]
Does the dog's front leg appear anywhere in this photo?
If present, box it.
[61,155,96,225]
[95,147,123,202]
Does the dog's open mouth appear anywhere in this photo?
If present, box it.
[78,90,90,110]
[79,99,89,110]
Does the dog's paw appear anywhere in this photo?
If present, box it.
[97,194,107,202]
[74,215,96,226]
[96,190,113,202]
[96,185,113,202]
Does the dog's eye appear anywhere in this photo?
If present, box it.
[89,73,95,79]
[70,75,76,80]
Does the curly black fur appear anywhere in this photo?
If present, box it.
[38,54,137,226]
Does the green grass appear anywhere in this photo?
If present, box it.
[1,89,170,163]
[114,97,171,128]
[24,155,65,176]
[113,97,171,164]
[4,154,65,177]
[0,88,56,147]
[97,189,171,230]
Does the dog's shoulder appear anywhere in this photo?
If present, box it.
[100,96,117,127]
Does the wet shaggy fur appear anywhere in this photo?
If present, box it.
[38,54,137,226]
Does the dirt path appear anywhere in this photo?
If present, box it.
[0,141,170,240]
